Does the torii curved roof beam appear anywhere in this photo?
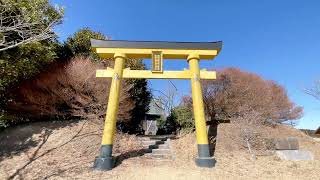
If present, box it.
[91,39,222,60]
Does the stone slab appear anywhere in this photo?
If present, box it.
[274,137,299,150]
[276,150,314,160]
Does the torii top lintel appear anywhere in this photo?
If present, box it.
[91,39,222,60]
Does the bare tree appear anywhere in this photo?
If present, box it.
[305,80,320,101]
[152,81,178,116]
[0,2,62,51]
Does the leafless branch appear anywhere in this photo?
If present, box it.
[151,81,178,115]
[0,3,59,51]
[304,80,320,101]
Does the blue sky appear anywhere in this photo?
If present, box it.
[52,0,320,129]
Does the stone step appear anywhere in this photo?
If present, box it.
[152,149,171,154]
[143,149,152,153]
[143,142,169,149]
[131,157,173,165]
[141,140,164,146]
[150,137,167,141]
[144,153,172,159]
[137,136,170,141]
[143,144,158,149]
[141,140,157,146]
[137,137,150,141]
[158,144,169,149]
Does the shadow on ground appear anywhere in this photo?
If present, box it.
[208,123,219,156]
[0,119,97,180]
[115,148,150,167]
[0,120,79,162]
[0,119,154,179]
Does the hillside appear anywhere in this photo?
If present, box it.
[0,119,319,179]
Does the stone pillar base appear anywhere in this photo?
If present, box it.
[93,156,115,171]
[195,157,216,168]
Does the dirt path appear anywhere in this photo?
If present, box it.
[1,120,320,180]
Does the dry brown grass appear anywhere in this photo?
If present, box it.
[171,123,320,179]
[1,120,320,180]
[0,119,142,180]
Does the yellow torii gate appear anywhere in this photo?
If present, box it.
[91,39,222,170]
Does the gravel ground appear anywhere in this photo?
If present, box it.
[0,120,319,180]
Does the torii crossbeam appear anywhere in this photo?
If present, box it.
[91,39,222,170]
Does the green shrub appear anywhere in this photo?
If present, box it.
[173,106,194,132]
[0,113,14,131]
[158,105,194,134]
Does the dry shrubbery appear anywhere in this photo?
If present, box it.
[201,68,303,156]
[114,133,140,151]
[179,68,303,157]
[7,57,134,122]
[202,68,303,124]
[230,109,266,159]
